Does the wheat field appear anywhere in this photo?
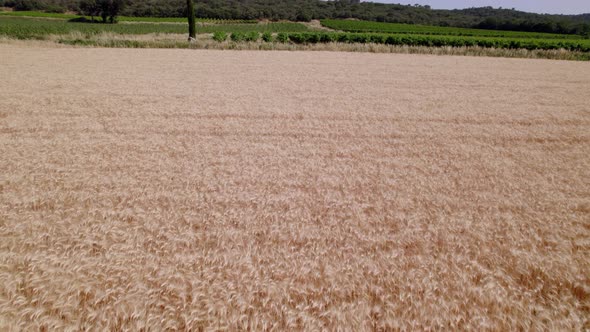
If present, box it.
[0,44,589,330]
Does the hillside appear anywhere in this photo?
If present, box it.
[1,0,589,35]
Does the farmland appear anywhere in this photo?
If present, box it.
[320,19,584,39]
[1,44,589,330]
[260,32,590,52]
[0,17,309,39]
[0,10,257,24]
[1,13,590,59]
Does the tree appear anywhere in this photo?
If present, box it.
[296,8,312,22]
[12,0,45,11]
[187,0,196,40]
[108,0,124,23]
[79,0,99,21]
[98,0,108,22]
[93,0,124,23]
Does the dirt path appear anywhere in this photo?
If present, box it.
[1,45,589,330]
[304,19,336,31]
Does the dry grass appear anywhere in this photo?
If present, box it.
[0,44,589,330]
[3,34,589,61]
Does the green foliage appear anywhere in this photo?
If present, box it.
[287,33,305,44]
[78,0,123,23]
[321,19,583,40]
[212,31,226,42]
[275,32,288,43]
[261,31,272,42]
[120,0,590,37]
[252,30,590,52]
[306,32,319,43]
[0,17,309,38]
[117,17,257,24]
[2,15,589,54]
[319,33,334,42]
[44,4,65,13]
[288,32,351,44]
[79,0,98,20]
[295,8,311,22]
[0,11,258,23]
[0,11,81,18]
[101,0,124,23]
[348,33,370,43]
[196,22,307,33]
[2,0,589,36]
[335,33,349,43]
[369,34,386,44]
[244,31,258,41]
[230,31,244,42]
[12,0,45,11]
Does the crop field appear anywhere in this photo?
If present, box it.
[0,10,257,24]
[2,15,590,58]
[316,19,590,54]
[0,17,308,39]
[266,32,590,52]
[0,45,589,330]
[320,19,585,39]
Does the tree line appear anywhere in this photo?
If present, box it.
[1,0,589,35]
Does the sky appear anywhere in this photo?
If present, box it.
[367,1,590,15]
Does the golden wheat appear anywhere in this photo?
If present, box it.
[0,44,589,330]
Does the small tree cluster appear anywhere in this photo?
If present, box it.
[79,0,124,23]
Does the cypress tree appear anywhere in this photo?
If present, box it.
[187,0,195,40]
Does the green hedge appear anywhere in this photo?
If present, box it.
[230,31,590,52]
[320,19,583,40]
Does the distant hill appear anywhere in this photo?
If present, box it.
[2,0,589,35]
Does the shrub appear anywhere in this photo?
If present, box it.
[509,40,521,49]
[319,33,334,43]
[261,32,273,42]
[244,31,259,42]
[212,31,227,42]
[296,9,312,22]
[369,34,386,44]
[276,32,288,43]
[335,33,349,43]
[230,32,245,42]
[385,35,400,45]
[349,34,370,44]
[288,33,306,44]
[306,32,320,43]
[431,37,445,47]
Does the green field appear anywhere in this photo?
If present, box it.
[275,31,590,52]
[0,11,257,24]
[321,19,584,40]
[1,13,589,57]
[0,17,308,39]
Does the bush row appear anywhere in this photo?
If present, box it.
[320,19,584,40]
[220,31,590,52]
